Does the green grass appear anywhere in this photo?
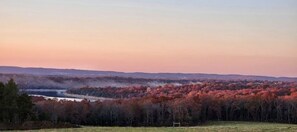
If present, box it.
[8,121,297,132]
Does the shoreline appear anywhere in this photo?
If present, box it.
[63,92,114,101]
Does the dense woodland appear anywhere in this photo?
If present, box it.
[2,79,297,129]
[37,80,297,126]
[67,80,295,98]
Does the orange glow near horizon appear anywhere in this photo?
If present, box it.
[1,0,297,77]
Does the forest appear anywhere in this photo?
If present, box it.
[1,79,297,130]
[36,80,297,126]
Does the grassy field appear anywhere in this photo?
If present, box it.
[7,121,297,132]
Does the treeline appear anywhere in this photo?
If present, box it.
[2,79,297,128]
[67,80,296,99]
[35,80,297,126]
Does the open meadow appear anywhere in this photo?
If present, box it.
[8,121,297,132]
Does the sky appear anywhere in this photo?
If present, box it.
[0,0,296,77]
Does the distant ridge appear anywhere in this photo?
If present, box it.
[0,66,296,82]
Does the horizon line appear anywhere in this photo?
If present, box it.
[0,65,296,78]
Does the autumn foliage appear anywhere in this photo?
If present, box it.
[31,80,297,126]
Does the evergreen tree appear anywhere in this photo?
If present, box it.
[0,82,5,121]
[0,79,34,124]
[5,79,19,123]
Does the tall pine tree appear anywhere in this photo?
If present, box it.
[0,79,34,124]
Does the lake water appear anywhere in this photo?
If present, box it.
[30,94,84,102]
[22,89,66,97]
[22,89,100,102]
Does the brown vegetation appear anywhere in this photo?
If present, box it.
[32,80,297,126]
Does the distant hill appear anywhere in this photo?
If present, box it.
[0,66,296,82]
